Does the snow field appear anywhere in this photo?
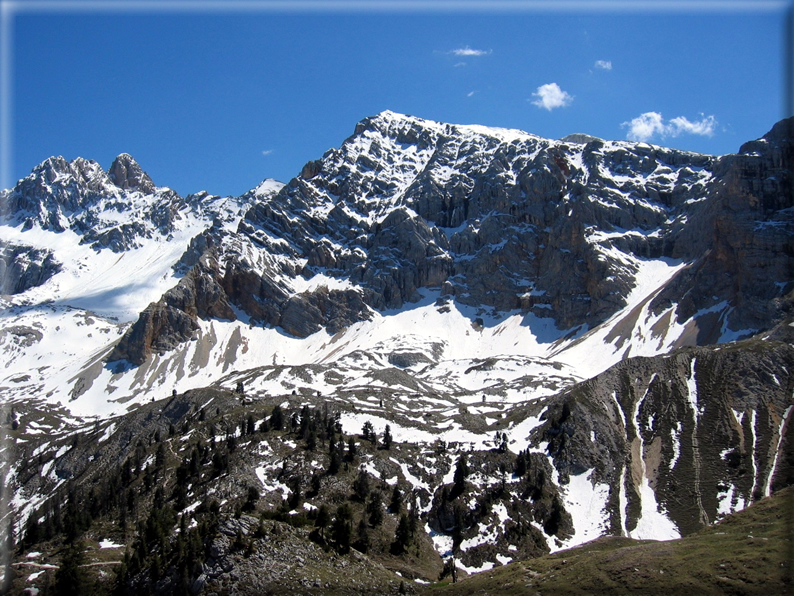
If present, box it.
[554,469,611,551]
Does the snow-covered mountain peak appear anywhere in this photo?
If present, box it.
[28,154,118,190]
[107,152,155,193]
[560,132,603,145]
[250,178,286,198]
[353,110,550,156]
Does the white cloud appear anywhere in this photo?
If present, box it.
[451,46,491,57]
[595,60,612,70]
[623,112,666,142]
[262,149,274,156]
[531,83,573,111]
[454,62,467,68]
[668,114,717,137]
[467,91,476,97]
[623,112,717,142]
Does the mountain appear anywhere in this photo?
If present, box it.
[110,111,793,362]
[0,112,792,595]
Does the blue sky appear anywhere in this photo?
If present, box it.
[2,1,789,197]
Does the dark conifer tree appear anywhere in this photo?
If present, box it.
[54,541,89,596]
[452,505,464,554]
[389,486,403,514]
[352,468,370,502]
[315,504,330,540]
[306,427,317,451]
[259,417,270,433]
[310,472,322,497]
[155,443,167,472]
[452,453,469,498]
[328,449,341,475]
[367,492,383,527]
[287,476,302,510]
[382,425,393,450]
[391,514,411,554]
[514,450,527,477]
[355,518,370,554]
[362,421,374,442]
[270,405,284,431]
[243,486,260,512]
[299,405,311,438]
[332,504,353,553]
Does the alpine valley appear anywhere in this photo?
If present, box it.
[0,111,792,595]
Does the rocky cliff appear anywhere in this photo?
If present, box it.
[107,112,793,365]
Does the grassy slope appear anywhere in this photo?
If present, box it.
[423,486,794,596]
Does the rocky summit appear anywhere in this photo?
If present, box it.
[0,112,792,595]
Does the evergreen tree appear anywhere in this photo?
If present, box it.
[299,405,311,439]
[382,424,393,450]
[243,486,260,512]
[328,449,341,475]
[333,412,343,435]
[408,492,420,537]
[355,518,370,553]
[173,484,188,512]
[362,421,374,442]
[155,442,167,472]
[367,492,383,527]
[391,514,411,554]
[543,495,563,536]
[452,453,469,498]
[246,414,256,436]
[309,472,322,497]
[514,449,527,477]
[120,460,132,486]
[259,417,270,433]
[211,451,228,478]
[54,541,89,596]
[332,504,353,553]
[270,405,284,431]
[306,427,317,451]
[352,468,371,502]
[452,505,464,554]
[497,432,508,453]
[389,486,403,514]
[189,447,200,477]
[287,476,302,510]
[24,514,41,546]
[315,504,330,540]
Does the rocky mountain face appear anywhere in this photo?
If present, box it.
[1,113,792,594]
[0,154,282,302]
[2,154,177,249]
[110,111,793,365]
[539,340,794,536]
